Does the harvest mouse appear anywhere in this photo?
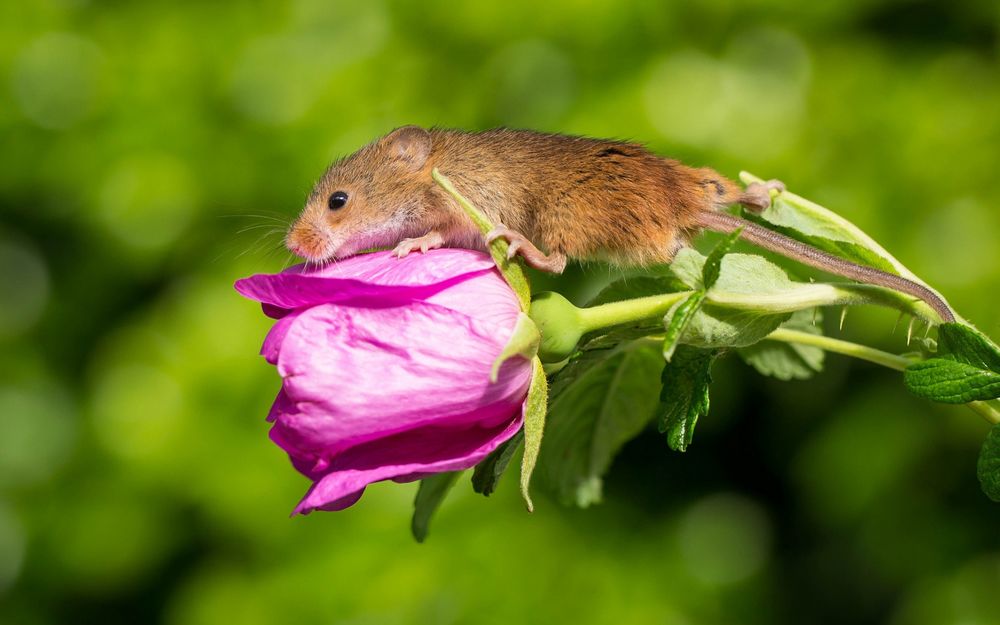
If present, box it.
[286,126,953,322]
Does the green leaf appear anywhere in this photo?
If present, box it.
[657,346,718,452]
[741,209,899,275]
[471,430,523,497]
[662,291,705,361]
[702,227,743,289]
[537,334,665,507]
[738,309,826,380]
[904,361,1000,403]
[684,305,789,350]
[411,471,460,543]
[904,323,1000,403]
[661,229,743,361]
[740,171,909,277]
[671,248,818,300]
[519,357,548,512]
[978,424,1000,502]
[667,249,793,349]
[432,168,531,311]
[936,323,1000,371]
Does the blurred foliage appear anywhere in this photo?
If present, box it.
[1,0,999,623]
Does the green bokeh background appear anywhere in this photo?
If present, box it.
[2,1,999,623]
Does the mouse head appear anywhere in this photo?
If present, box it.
[286,126,434,262]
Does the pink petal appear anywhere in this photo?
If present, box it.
[260,310,303,364]
[285,248,495,282]
[234,249,497,314]
[292,414,524,514]
[268,299,532,458]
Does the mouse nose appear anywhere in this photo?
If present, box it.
[285,230,309,258]
[286,226,330,261]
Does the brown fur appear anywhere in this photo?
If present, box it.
[286,126,742,266]
[286,126,956,322]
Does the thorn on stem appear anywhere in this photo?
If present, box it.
[892,312,905,335]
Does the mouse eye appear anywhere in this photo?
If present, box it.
[328,191,349,210]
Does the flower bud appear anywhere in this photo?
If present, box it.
[235,249,532,514]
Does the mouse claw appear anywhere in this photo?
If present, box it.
[485,226,510,244]
[484,226,568,274]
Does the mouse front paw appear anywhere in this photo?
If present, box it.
[393,231,445,258]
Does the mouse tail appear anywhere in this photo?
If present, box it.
[693,210,956,323]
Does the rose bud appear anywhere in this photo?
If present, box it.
[235,249,533,514]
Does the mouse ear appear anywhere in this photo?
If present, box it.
[384,125,431,170]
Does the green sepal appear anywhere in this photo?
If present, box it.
[977,424,1000,502]
[657,346,718,452]
[519,357,548,512]
[411,471,460,543]
[491,313,541,383]
[432,168,531,311]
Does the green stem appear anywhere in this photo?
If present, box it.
[575,281,939,336]
[576,291,693,333]
[972,402,1000,425]
[765,328,1000,425]
[765,328,916,370]
[707,283,940,323]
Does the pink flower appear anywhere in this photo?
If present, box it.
[234,249,532,514]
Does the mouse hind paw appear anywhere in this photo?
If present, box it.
[738,179,785,213]
[486,227,567,274]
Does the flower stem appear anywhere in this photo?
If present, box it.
[764,328,916,371]
[573,280,939,338]
[707,283,940,324]
[764,328,1000,425]
[971,402,1000,425]
[576,291,693,333]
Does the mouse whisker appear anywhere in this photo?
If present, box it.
[218,210,291,221]
[236,224,288,235]
[236,229,286,260]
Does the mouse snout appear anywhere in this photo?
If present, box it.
[286,220,333,261]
